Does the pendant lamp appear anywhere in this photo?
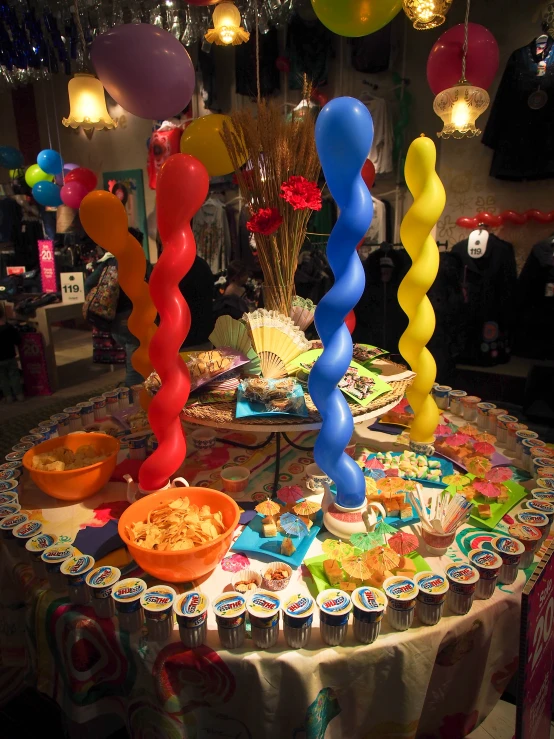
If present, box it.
[205,1,250,45]
[433,0,489,138]
[403,0,453,30]
[62,73,117,131]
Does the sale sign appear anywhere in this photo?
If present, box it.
[37,239,57,293]
[19,332,51,396]
[516,540,554,739]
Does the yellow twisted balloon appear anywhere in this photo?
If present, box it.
[80,191,157,410]
[398,135,446,445]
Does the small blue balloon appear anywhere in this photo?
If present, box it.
[37,148,63,176]
[32,181,63,207]
[0,146,24,169]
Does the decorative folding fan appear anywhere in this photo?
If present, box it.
[290,296,316,332]
[209,315,261,375]
[243,309,311,379]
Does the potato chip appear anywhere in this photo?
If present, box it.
[32,445,109,472]
[127,496,226,551]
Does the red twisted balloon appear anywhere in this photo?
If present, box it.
[138,154,209,492]
[456,210,554,229]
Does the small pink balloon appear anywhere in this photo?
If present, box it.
[61,181,89,210]
[427,23,499,95]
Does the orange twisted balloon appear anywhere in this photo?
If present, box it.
[80,191,157,409]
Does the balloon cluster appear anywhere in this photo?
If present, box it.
[23,150,97,210]
[457,210,554,229]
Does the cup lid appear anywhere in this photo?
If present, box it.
[282,592,315,619]
[449,390,467,397]
[60,554,96,577]
[0,492,17,504]
[531,490,554,501]
[497,414,518,423]
[85,565,121,588]
[13,519,42,540]
[25,532,57,553]
[5,451,25,461]
[352,586,386,613]
[533,457,554,466]
[246,590,281,619]
[0,461,21,470]
[469,549,503,570]
[492,536,525,557]
[0,503,20,519]
[382,576,417,603]
[0,480,18,493]
[435,385,452,392]
[212,591,246,619]
[0,512,28,530]
[41,543,74,563]
[174,591,209,619]
[317,588,353,615]
[112,578,147,604]
[536,478,554,490]
[477,402,496,410]
[516,510,549,527]
[445,562,479,586]
[508,523,542,543]
[140,585,177,612]
[463,396,481,404]
[526,499,554,515]
[414,571,449,596]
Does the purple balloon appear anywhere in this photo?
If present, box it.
[55,163,80,186]
[91,24,195,120]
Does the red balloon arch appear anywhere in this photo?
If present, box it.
[456,210,554,229]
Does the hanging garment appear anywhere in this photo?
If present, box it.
[178,255,215,348]
[236,28,279,98]
[364,97,393,174]
[294,247,333,305]
[147,124,183,190]
[482,37,554,180]
[514,237,554,359]
[287,14,332,91]
[451,234,517,366]
[192,198,231,275]
[361,196,387,245]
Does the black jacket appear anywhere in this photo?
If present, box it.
[514,237,554,358]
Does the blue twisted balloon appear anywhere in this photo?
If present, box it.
[309,97,374,510]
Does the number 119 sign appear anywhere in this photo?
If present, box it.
[60,272,85,304]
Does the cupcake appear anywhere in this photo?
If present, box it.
[262,562,292,591]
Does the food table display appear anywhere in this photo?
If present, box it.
[1,389,552,739]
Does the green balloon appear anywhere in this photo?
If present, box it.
[25,163,54,188]
[310,0,403,37]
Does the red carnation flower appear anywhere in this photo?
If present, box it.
[246,207,283,235]
[280,175,322,211]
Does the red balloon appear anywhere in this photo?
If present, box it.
[345,309,356,335]
[65,167,97,193]
[525,209,553,224]
[361,159,376,190]
[60,181,89,209]
[500,210,527,225]
[478,212,503,228]
[456,217,478,229]
[138,154,209,493]
[427,23,499,95]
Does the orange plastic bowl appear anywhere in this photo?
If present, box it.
[118,487,240,582]
[22,433,120,502]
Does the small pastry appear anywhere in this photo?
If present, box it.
[280,538,296,556]
[477,504,492,519]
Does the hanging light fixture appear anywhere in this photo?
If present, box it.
[62,73,117,131]
[403,0,453,30]
[205,1,250,45]
[433,0,489,138]
[62,0,116,131]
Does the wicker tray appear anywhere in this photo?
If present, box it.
[182,360,413,428]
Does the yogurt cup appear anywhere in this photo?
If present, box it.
[25,533,57,577]
[0,492,18,505]
[38,420,57,438]
[433,385,452,410]
[536,467,554,479]
[213,591,247,649]
[495,414,518,445]
[476,402,496,430]
[445,562,479,615]
[86,565,121,617]
[532,457,554,479]
[41,544,74,592]
[5,451,26,463]
[118,387,130,408]
[282,592,314,649]
[0,503,21,520]
[516,510,550,545]
[0,511,28,539]
[448,390,467,416]
[506,422,527,452]
[76,401,95,426]
[414,571,449,625]
[131,384,144,405]
[246,590,281,649]
[0,480,19,495]
[50,413,70,435]
[12,519,42,548]
[508,523,542,569]
[487,408,507,434]
[383,577,417,631]
[123,432,150,461]
[111,578,147,632]
[352,586,386,643]
[461,395,481,422]
[531,489,554,503]
[491,536,525,584]
[12,442,33,453]
[102,391,120,413]
[531,445,554,460]
[60,554,96,604]
[90,396,107,420]
[468,549,503,599]
[536,477,554,491]
[141,585,177,642]
[521,440,542,472]
[20,434,45,447]
[63,406,83,433]
[317,589,352,645]
[0,460,22,471]
[174,591,210,648]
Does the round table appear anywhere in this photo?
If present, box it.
[2,412,542,739]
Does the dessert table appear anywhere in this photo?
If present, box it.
[1,417,547,739]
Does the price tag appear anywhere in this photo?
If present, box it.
[60,272,85,304]
[468,229,489,259]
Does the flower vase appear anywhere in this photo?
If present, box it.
[262,281,295,317]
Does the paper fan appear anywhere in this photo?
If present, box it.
[466,456,492,477]
[243,309,311,379]
[473,441,495,457]
[209,315,261,375]
[485,467,513,483]
[255,499,281,516]
[473,480,502,498]
[341,554,373,580]
[290,296,316,332]
[277,485,305,504]
[387,531,419,555]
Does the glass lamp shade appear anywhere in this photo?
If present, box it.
[403,0,453,29]
[62,74,117,131]
[205,1,250,45]
[433,81,490,139]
